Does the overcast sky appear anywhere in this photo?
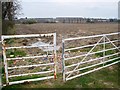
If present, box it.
[19,0,120,19]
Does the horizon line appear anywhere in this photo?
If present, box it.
[18,16,118,19]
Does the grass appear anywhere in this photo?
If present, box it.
[9,74,47,82]
[1,38,119,89]
[95,49,116,57]
[66,47,91,53]
[6,49,26,58]
[1,64,119,89]
[5,39,15,45]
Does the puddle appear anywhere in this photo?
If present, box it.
[31,41,60,51]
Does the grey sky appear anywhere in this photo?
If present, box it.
[19,0,119,19]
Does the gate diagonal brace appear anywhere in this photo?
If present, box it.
[66,37,104,78]
[105,36,120,52]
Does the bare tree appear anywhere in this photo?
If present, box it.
[2,0,21,35]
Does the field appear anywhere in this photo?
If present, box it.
[16,23,118,35]
[2,23,120,89]
[15,23,118,45]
